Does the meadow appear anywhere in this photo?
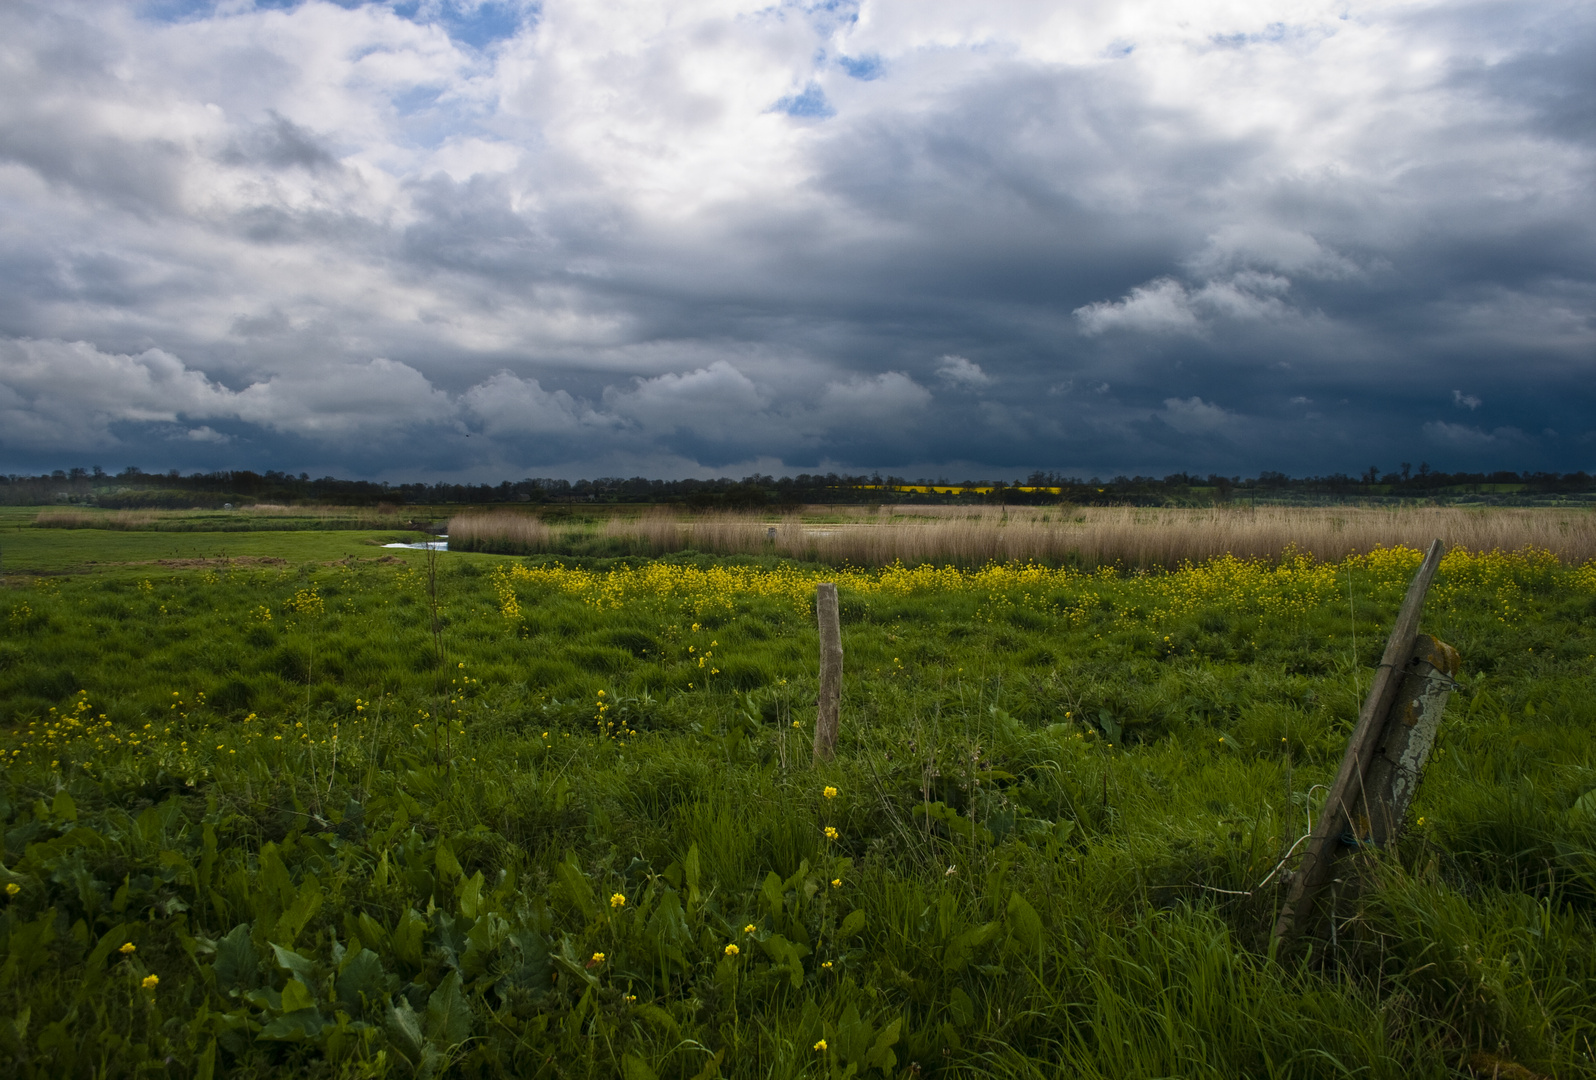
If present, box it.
[3,516,1596,1078]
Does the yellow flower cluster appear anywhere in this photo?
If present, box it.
[7,688,382,778]
[283,587,324,617]
[493,561,825,616]
[487,546,1577,629]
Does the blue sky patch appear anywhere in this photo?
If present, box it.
[400,1,532,51]
[838,54,883,80]
[142,1,531,49]
[773,82,835,118]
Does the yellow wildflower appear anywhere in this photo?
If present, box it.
[141,974,159,989]
[724,943,739,956]
[4,883,18,897]
[119,942,136,954]
[814,1039,827,1052]
[824,826,839,840]
[591,952,605,965]
[610,893,626,909]
[823,786,838,799]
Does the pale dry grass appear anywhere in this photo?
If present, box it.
[34,504,405,530]
[450,504,1596,567]
[448,510,556,551]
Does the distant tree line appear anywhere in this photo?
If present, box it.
[1,463,1591,508]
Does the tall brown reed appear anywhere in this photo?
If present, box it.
[449,504,1596,568]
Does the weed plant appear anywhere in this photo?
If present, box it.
[2,546,1596,1077]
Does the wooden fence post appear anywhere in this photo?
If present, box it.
[813,583,843,763]
[1363,634,1460,843]
[1272,538,1447,951]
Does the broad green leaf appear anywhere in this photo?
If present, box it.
[836,1003,871,1063]
[356,911,389,954]
[457,870,484,920]
[1570,788,1596,825]
[760,872,783,920]
[275,878,322,947]
[51,790,77,823]
[386,999,425,1060]
[258,1009,323,1042]
[336,947,385,1011]
[270,942,316,984]
[636,1004,678,1036]
[280,977,316,1013]
[159,849,196,885]
[756,933,809,988]
[435,840,462,882]
[462,911,508,979]
[392,908,427,968]
[556,854,597,921]
[1005,891,1042,951]
[194,1038,216,1080]
[949,987,975,1029]
[425,971,472,1047]
[865,1017,902,1072]
[840,910,867,940]
[0,1004,29,1057]
[622,1052,659,1080]
[689,1049,725,1080]
[213,923,257,990]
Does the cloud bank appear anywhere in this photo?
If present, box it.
[0,0,1591,479]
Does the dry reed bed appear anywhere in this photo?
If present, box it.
[449,505,1596,568]
[33,505,404,530]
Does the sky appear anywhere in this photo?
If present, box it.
[0,0,1592,482]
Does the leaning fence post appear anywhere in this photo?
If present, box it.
[1272,538,1447,951]
[813,583,843,763]
[1362,634,1460,843]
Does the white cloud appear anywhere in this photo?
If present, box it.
[604,360,769,437]
[0,339,458,451]
[1159,396,1234,435]
[1453,389,1482,410]
[232,359,457,437]
[816,371,933,428]
[935,354,991,388]
[1074,272,1295,336]
[1188,224,1359,280]
[1074,278,1202,336]
[0,338,237,450]
[462,371,592,436]
[1423,421,1527,446]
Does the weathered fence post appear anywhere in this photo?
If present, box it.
[1272,538,1449,950]
[1363,634,1460,843]
[813,582,843,763]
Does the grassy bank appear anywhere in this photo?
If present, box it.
[28,505,447,534]
[2,540,1596,1077]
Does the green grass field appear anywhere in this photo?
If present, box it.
[3,520,1596,1078]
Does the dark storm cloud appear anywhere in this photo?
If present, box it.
[0,0,1592,481]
